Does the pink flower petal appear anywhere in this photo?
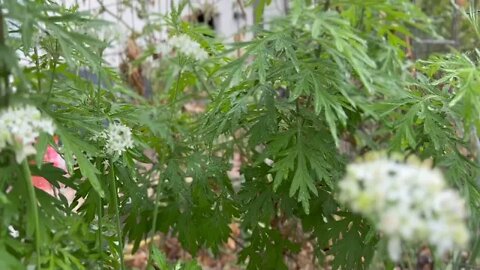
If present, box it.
[44,145,67,172]
[31,142,67,197]
[31,176,53,193]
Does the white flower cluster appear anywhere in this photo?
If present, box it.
[0,105,55,163]
[97,123,134,156]
[158,34,208,61]
[339,153,469,261]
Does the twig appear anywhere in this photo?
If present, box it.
[236,0,247,19]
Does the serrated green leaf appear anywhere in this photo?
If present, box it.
[312,18,322,38]
[35,133,50,169]
[75,152,104,197]
[150,246,169,270]
[21,17,34,52]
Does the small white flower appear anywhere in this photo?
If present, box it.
[8,226,19,238]
[102,159,110,174]
[157,42,172,56]
[0,105,55,163]
[264,158,274,166]
[388,237,402,262]
[339,153,469,261]
[158,34,209,61]
[379,210,401,235]
[98,123,134,156]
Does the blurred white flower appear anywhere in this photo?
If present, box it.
[0,105,55,163]
[158,34,209,61]
[339,153,469,261]
[98,123,134,156]
[157,43,172,56]
[388,237,402,262]
[0,129,11,150]
[8,225,19,238]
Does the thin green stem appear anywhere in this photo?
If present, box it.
[146,174,162,269]
[0,7,10,108]
[96,70,101,108]
[172,65,184,104]
[96,49,103,109]
[109,163,125,270]
[20,160,41,269]
[192,66,212,99]
[45,41,58,105]
[96,194,103,265]
[34,46,42,92]
[0,8,4,45]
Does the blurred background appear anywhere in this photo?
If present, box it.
[62,0,479,64]
[59,0,480,99]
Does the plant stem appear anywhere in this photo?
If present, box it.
[45,41,59,105]
[172,64,184,104]
[0,8,4,45]
[96,48,103,109]
[34,46,42,92]
[20,160,41,269]
[0,6,10,108]
[109,162,125,270]
[96,194,103,265]
[192,66,212,99]
[146,173,162,269]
